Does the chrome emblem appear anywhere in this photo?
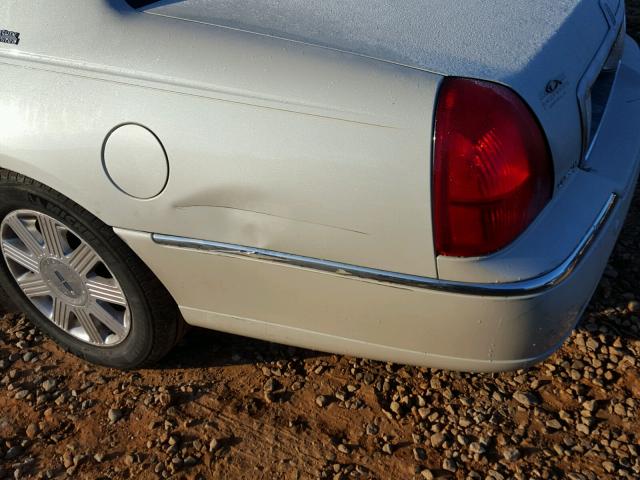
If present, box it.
[545,79,563,95]
[540,74,568,110]
[0,29,20,45]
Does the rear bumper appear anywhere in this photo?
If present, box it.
[116,173,636,372]
[115,36,640,373]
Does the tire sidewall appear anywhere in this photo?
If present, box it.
[0,181,156,368]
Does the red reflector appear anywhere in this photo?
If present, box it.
[433,78,553,257]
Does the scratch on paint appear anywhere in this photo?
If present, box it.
[175,204,369,236]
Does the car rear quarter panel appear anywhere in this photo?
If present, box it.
[0,0,440,277]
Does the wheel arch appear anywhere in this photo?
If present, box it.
[0,159,113,228]
[0,166,184,315]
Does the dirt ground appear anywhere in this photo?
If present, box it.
[2,5,640,480]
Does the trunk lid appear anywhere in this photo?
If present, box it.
[143,0,621,182]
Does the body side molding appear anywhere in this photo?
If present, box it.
[152,193,617,297]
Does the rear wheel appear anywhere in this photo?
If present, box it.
[0,170,184,369]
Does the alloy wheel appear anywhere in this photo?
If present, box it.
[0,209,131,346]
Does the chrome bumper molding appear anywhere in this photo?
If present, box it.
[152,193,617,297]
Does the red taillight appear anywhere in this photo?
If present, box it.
[433,78,553,257]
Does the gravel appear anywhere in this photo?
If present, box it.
[107,408,124,424]
[0,6,638,480]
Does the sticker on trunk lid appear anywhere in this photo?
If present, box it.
[0,29,20,46]
[540,74,568,110]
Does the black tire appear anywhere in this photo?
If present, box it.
[0,169,185,369]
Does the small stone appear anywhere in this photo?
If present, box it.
[62,451,74,468]
[442,458,457,473]
[546,419,562,430]
[628,301,640,313]
[337,444,350,454]
[513,391,539,408]
[263,378,280,393]
[576,424,590,435]
[613,404,626,416]
[382,443,393,455]
[41,379,57,393]
[430,432,446,448]
[107,408,123,423]
[567,474,586,480]
[157,392,173,408]
[469,442,486,455]
[487,470,505,480]
[5,446,23,460]
[503,447,521,462]
[209,438,220,452]
[389,401,401,414]
[420,469,434,480]
[183,456,198,467]
[23,352,36,362]
[458,416,472,428]
[93,453,105,463]
[169,456,183,472]
[25,423,39,439]
[413,447,426,461]
[316,395,330,408]
[14,390,29,400]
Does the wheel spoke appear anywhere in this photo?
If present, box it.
[86,278,126,306]
[37,214,65,258]
[89,303,125,337]
[67,243,99,277]
[74,308,103,344]
[17,273,50,298]
[51,297,71,330]
[5,215,42,257]
[2,241,39,273]
[1,209,132,347]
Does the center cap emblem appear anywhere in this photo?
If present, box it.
[40,258,88,306]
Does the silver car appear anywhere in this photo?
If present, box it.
[0,0,638,371]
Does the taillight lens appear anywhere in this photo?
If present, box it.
[433,78,553,257]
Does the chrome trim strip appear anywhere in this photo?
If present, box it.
[152,194,618,297]
[577,13,626,164]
